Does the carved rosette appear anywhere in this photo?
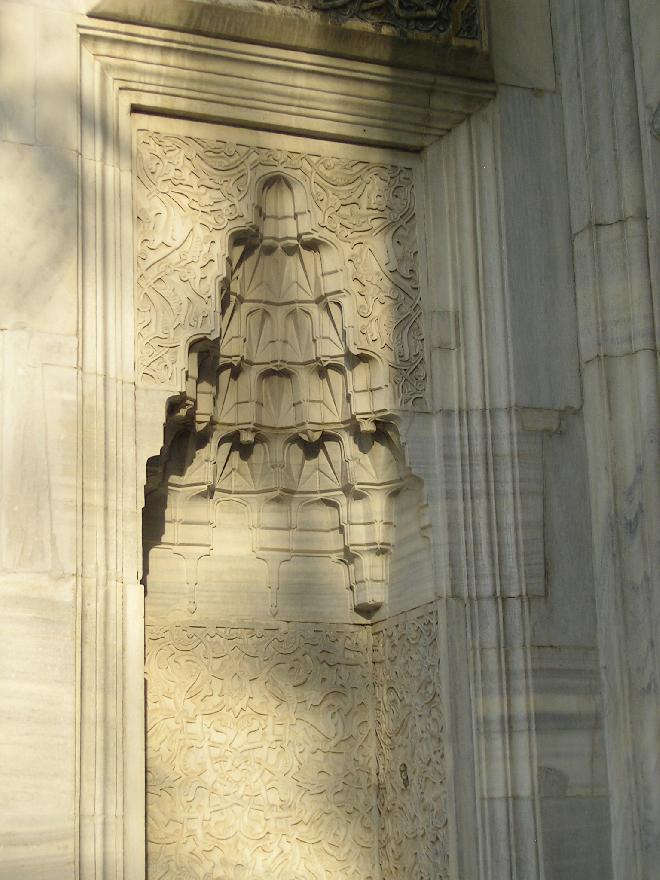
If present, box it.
[135,131,426,410]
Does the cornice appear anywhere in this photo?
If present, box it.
[90,0,492,79]
[79,18,494,150]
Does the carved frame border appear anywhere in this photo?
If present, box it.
[76,17,504,880]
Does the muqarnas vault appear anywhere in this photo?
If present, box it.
[139,131,445,879]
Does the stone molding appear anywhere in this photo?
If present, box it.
[80,19,493,153]
[90,0,493,78]
[426,110,547,878]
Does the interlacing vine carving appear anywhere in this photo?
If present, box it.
[136,132,426,407]
[146,605,448,879]
[139,128,444,880]
[146,622,378,880]
[261,0,481,39]
[373,605,450,879]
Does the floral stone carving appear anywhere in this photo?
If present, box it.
[374,605,450,879]
[145,604,448,880]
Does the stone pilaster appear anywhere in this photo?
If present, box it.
[551,2,660,876]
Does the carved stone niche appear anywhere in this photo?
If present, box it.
[140,127,439,880]
[143,168,429,618]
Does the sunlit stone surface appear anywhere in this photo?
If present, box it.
[140,127,443,877]
[0,2,657,880]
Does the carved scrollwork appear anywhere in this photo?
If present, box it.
[145,605,449,879]
[373,605,450,879]
[261,0,482,40]
[135,131,426,408]
[146,622,379,880]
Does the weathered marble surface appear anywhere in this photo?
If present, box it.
[0,4,80,876]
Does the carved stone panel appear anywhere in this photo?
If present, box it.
[257,0,482,41]
[373,604,449,880]
[145,604,449,879]
[146,622,378,879]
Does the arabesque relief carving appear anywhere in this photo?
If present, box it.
[261,0,482,40]
[135,132,426,409]
[374,606,450,879]
[146,622,379,880]
[145,605,448,880]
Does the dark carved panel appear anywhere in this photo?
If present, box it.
[263,0,481,40]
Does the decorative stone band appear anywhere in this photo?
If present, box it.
[261,0,482,40]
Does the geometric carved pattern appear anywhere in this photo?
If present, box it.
[373,605,450,880]
[145,622,379,880]
[144,174,427,614]
[136,131,426,408]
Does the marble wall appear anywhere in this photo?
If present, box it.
[0,2,82,877]
[0,1,657,879]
